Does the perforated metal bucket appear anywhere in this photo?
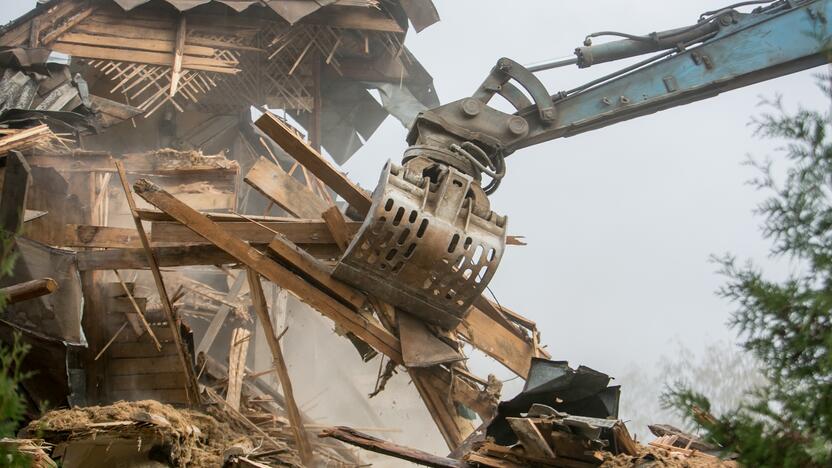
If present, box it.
[333,161,507,329]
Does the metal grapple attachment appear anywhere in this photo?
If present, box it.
[333,161,507,329]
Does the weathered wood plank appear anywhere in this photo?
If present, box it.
[195,271,246,355]
[319,426,463,468]
[459,305,539,379]
[506,417,556,460]
[75,243,341,270]
[151,219,361,245]
[63,224,142,248]
[322,206,351,252]
[267,235,368,312]
[244,156,330,219]
[255,113,372,216]
[50,42,239,74]
[248,269,313,465]
[56,32,215,57]
[226,327,250,411]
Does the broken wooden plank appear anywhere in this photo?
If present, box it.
[75,243,341,270]
[132,178,403,363]
[506,418,556,460]
[244,156,330,219]
[50,42,239,74]
[169,16,186,96]
[113,269,162,351]
[255,112,371,216]
[151,219,361,245]
[248,268,314,465]
[115,161,200,405]
[0,278,57,305]
[459,305,542,379]
[226,327,251,412]
[77,244,237,270]
[266,234,368,312]
[412,368,474,450]
[63,224,142,248]
[195,271,246,355]
[319,426,463,468]
[321,206,351,252]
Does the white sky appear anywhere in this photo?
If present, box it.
[2,0,822,395]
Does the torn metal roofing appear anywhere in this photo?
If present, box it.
[110,0,440,27]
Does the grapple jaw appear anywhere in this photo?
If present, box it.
[333,161,507,329]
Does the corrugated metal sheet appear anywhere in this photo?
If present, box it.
[399,0,439,32]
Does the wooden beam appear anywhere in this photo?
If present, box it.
[170,16,187,97]
[56,32,215,57]
[27,151,239,175]
[113,269,162,351]
[77,244,237,270]
[255,112,372,217]
[0,151,32,235]
[321,206,351,252]
[40,5,97,45]
[244,156,330,219]
[411,368,474,449]
[267,234,368,312]
[226,327,251,411]
[50,42,239,74]
[75,243,341,270]
[319,426,463,468]
[506,418,556,460]
[0,278,57,304]
[247,269,314,465]
[459,305,540,379]
[195,271,246,355]
[63,224,142,249]
[114,161,200,405]
[132,178,403,363]
[151,219,360,245]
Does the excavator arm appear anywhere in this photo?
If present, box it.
[334,0,832,329]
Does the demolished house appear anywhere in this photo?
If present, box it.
[0,1,738,467]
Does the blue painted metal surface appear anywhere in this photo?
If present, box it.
[513,0,832,151]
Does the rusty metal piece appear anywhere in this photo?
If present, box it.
[334,161,506,329]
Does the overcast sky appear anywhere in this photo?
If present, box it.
[2,0,822,395]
